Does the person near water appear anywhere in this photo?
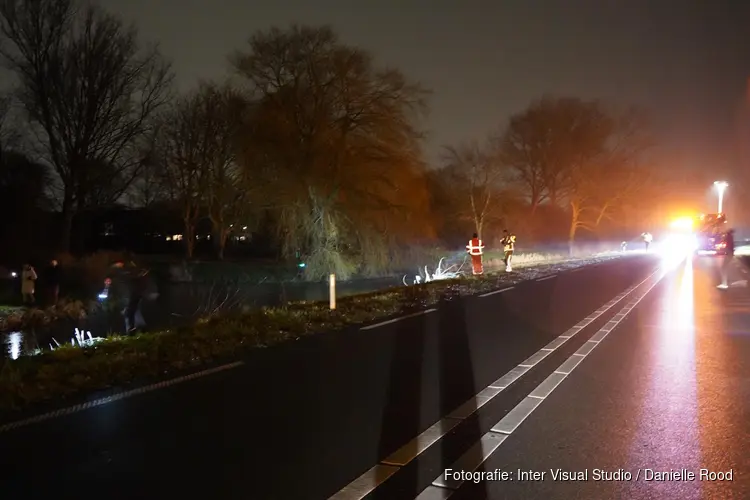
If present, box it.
[124,267,151,333]
[44,259,61,305]
[21,263,37,305]
[717,228,736,290]
[466,232,484,275]
[501,229,516,272]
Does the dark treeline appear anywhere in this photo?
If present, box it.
[0,0,662,280]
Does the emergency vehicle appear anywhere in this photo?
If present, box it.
[667,212,728,256]
[694,213,728,255]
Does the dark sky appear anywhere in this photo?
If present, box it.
[102,1,749,184]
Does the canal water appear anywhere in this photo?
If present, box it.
[1,273,410,360]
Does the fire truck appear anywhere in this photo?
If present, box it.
[694,213,728,255]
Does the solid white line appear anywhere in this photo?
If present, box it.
[536,275,556,282]
[419,263,671,494]
[478,286,514,298]
[360,309,437,331]
[0,361,245,434]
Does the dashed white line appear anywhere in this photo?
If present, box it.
[478,286,514,298]
[360,309,437,330]
[0,361,245,434]
[330,265,661,500]
[421,263,671,496]
[536,275,556,282]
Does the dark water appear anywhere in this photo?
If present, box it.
[2,275,406,359]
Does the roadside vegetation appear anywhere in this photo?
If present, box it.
[0,254,622,414]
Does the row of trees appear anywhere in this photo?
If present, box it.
[0,0,658,278]
[436,98,654,248]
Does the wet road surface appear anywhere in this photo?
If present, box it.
[3,253,747,499]
[415,255,750,500]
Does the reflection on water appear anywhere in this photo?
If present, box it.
[4,327,104,360]
[7,331,21,360]
[1,276,405,360]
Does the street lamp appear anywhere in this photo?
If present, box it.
[713,181,728,214]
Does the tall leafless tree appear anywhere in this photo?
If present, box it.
[440,140,512,239]
[232,25,434,280]
[195,84,253,260]
[0,0,173,251]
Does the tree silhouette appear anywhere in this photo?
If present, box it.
[232,25,434,279]
[499,97,651,252]
[440,140,513,240]
[0,0,173,251]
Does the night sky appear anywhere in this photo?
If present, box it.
[100,1,750,211]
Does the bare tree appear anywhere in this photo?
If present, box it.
[154,95,209,259]
[440,140,509,239]
[499,97,651,253]
[232,25,433,280]
[0,94,18,153]
[199,84,255,260]
[0,0,173,251]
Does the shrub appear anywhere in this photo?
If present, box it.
[0,253,624,414]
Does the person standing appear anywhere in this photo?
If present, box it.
[125,267,150,333]
[21,263,37,305]
[501,229,516,272]
[717,228,736,290]
[466,233,485,275]
[44,259,61,305]
[642,232,653,251]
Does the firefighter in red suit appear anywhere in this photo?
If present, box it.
[466,232,485,275]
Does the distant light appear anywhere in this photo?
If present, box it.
[10,271,17,278]
[670,217,694,230]
[298,262,306,268]
[242,226,247,230]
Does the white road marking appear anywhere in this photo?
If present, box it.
[478,286,514,298]
[431,433,509,489]
[518,349,552,367]
[536,275,556,282]
[331,264,662,500]
[419,262,671,495]
[360,309,438,330]
[0,361,245,434]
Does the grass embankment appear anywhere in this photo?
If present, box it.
[0,253,620,414]
[0,300,93,333]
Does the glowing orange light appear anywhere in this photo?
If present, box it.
[670,217,694,230]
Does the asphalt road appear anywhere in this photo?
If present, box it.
[0,254,681,500]
[415,254,750,500]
